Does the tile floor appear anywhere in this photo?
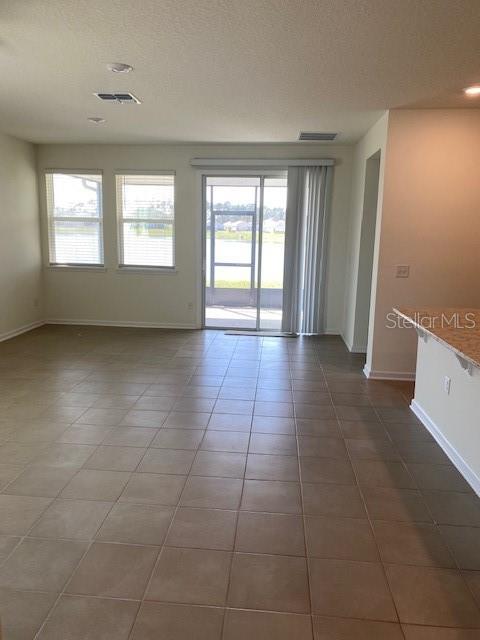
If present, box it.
[0,325,479,639]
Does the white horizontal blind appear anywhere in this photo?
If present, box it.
[46,172,103,265]
[116,174,175,268]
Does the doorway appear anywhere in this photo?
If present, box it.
[202,174,287,330]
[353,151,380,350]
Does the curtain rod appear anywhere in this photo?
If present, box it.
[190,158,334,167]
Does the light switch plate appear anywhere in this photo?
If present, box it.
[396,265,410,278]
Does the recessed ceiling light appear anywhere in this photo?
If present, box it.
[107,62,133,73]
[88,117,106,124]
[464,85,480,96]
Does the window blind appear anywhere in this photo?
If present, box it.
[46,172,103,265]
[116,173,175,268]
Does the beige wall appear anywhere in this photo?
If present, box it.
[367,109,480,377]
[0,132,42,339]
[36,143,353,331]
[343,113,388,351]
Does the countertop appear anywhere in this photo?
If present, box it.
[393,307,480,370]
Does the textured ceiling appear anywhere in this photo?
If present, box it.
[1,0,480,144]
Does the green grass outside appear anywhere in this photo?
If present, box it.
[57,228,283,243]
[208,230,284,243]
[132,228,172,237]
[56,226,173,237]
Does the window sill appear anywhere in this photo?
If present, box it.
[46,265,107,272]
[116,266,178,275]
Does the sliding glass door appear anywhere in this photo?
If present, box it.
[260,177,287,329]
[203,174,287,330]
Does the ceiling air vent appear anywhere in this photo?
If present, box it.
[94,92,141,104]
[298,132,337,141]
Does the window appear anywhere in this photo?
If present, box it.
[116,173,175,268]
[46,172,103,266]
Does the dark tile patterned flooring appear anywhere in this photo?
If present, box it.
[0,325,478,639]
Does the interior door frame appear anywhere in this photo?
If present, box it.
[200,170,286,330]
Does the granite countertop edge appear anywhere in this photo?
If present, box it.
[393,307,480,370]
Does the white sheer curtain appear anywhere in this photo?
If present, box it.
[282,165,332,334]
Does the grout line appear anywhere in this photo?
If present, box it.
[293,355,316,636]
[216,334,252,639]
[127,333,240,639]
[29,489,117,639]
[328,377,407,638]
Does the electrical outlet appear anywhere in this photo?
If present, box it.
[444,376,451,395]
[395,265,410,278]
[187,302,194,310]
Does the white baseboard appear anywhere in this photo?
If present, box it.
[0,320,44,343]
[411,399,480,496]
[45,318,198,330]
[340,333,367,354]
[351,345,367,354]
[363,364,416,381]
[349,341,367,354]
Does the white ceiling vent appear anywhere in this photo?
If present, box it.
[94,92,141,104]
[298,132,337,141]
